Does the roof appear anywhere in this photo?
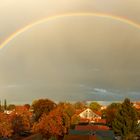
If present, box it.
[95,119,106,124]
[63,135,97,140]
[69,130,94,135]
[75,109,85,115]
[67,130,115,140]
[93,111,102,116]
[75,125,110,131]
[95,130,115,140]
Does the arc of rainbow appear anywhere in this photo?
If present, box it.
[0,12,140,49]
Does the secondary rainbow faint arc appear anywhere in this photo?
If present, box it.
[0,12,140,49]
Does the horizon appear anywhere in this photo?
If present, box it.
[0,98,138,106]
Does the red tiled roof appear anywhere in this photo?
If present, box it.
[75,125,110,131]
[93,111,102,116]
[15,106,28,111]
[79,118,90,122]
[97,119,106,124]
[79,118,106,124]
[75,109,85,115]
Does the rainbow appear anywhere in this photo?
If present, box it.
[0,12,140,49]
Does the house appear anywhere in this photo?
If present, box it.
[4,110,13,114]
[78,108,101,122]
[101,106,107,110]
[64,109,114,140]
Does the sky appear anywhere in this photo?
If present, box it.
[0,0,140,104]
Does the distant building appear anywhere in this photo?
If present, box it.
[78,108,101,122]
[133,102,140,109]
[101,106,107,110]
[4,110,13,114]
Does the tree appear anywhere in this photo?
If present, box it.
[32,99,57,121]
[7,104,16,110]
[10,106,31,134]
[58,102,75,119]
[4,99,7,110]
[112,98,139,140]
[71,114,80,128]
[0,112,13,138]
[106,103,121,127]
[89,102,101,111]
[74,102,86,110]
[24,104,30,110]
[58,102,77,129]
[32,106,71,139]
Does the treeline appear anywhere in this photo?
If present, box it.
[0,99,100,139]
[0,98,139,140]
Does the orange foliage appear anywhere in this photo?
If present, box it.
[10,106,31,134]
[32,99,57,121]
[24,104,30,110]
[71,114,80,125]
[0,112,13,137]
[32,106,71,138]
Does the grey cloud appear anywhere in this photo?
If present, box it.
[0,0,140,103]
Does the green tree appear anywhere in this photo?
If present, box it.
[59,102,75,119]
[58,102,76,128]
[89,102,101,111]
[4,99,7,110]
[112,98,139,140]
[32,99,57,121]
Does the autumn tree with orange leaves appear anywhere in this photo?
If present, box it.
[10,106,31,134]
[32,99,57,121]
[58,102,75,120]
[32,104,72,139]
[0,112,13,138]
[71,114,80,126]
